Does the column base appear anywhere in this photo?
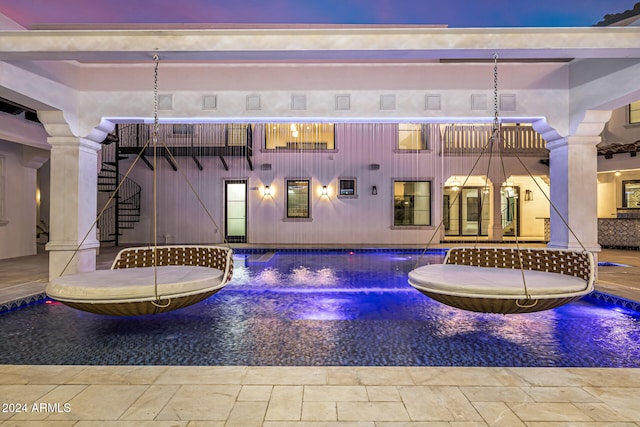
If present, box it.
[47,241,99,281]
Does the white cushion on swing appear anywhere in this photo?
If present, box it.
[46,265,225,303]
[408,264,591,299]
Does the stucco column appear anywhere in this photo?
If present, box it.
[546,136,601,252]
[38,111,105,280]
[487,181,503,241]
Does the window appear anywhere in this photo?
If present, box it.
[398,123,429,150]
[226,124,251,146]
[338,178,357,198]
[172,124,194,135]
[393,181,431,226]
[286,179,310,218]
[623,180,640,208]
[629,101,640,125]
[265,123,335,150]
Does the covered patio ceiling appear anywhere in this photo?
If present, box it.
[0,25,639,63]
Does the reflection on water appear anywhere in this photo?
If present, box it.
[0,250,638,367]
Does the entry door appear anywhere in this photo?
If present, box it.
[225,180,247,243]
[443,187,489,236]
[502,186,520,236]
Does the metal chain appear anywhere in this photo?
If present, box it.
[153,54,159,144]
[492,52,500,138]
[493,52,531,301]
[151,54,162,305]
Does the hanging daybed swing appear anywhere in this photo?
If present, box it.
[45,55,234,316]
[408,54,595,314]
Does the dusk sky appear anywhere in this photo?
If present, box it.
[0,0,638,28]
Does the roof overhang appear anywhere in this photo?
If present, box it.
[0,26,639,63]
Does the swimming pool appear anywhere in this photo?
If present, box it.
[0,250,638,367]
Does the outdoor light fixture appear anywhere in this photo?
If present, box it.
[321,185,329,196]
[524,189,533,201]
[263,185,271,197]
[372,185,378,195]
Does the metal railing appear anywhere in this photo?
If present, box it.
[441,124,547,155]
[97,172,141,244]
[116,123,253,150]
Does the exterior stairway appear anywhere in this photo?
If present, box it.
[97,129,141,245]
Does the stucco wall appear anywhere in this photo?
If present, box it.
[115,123,549,246]
[0,141,38,259]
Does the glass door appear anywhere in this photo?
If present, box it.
[225,180,247,243]
[501,185,520,236]
[443,187,489,236]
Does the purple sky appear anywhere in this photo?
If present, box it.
[0,0,637,28]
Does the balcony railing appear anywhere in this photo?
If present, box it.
[441,125,547,156]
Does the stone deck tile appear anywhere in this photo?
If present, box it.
[0,365,86,385]
[508,402,596,422]
[398,385,483,422]
[524,386,602,403]
[582,387,640,420]
[66,365,169,385]
[262,422,375,427]
[154,366,247,385]
[244,367,327,385]
[7,385,86,422]
[224,400,268,427]
[472,401,527,426]
[0,385,58,421]
[301,401,337,421]
[0,367,639,425]
[337,401,411,422]
[264,385,304,421]
[75,423,190,427]
[46,384,148,421]
[365,386,402,401]
[237,384,273,401]
[407,367,512,387]
[304,386,369,402]
[119,384,180,420]
[155,384,240,421]
[459,386,534,403]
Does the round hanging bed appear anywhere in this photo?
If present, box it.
[408,247,595,314]
[46,245,234,316]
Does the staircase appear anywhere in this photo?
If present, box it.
[97,127,142,245]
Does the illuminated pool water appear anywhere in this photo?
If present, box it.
[0,250,638,367]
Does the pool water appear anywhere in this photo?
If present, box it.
[0,250,639,367]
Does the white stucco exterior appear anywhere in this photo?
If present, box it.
[0,15,639,268]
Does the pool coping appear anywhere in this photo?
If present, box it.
[1,289,638,316]
[2,247,638,314]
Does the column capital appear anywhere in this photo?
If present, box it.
[37,109,115,145]
[571,109,612,137]
[546,135,601,151]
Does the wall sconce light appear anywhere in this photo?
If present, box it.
[372,185,378,195]
[263,185,271,197]
[524,189,533,201]
[321,185,329,197]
